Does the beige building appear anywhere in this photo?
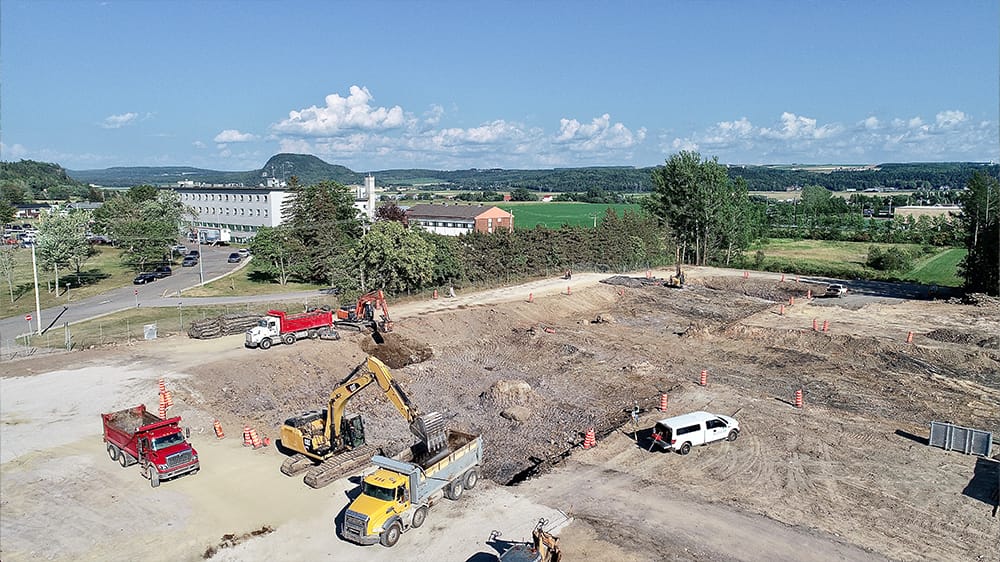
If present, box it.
[406,204,514,236]
[893,205,961,219]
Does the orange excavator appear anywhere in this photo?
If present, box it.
[336,289,393,333]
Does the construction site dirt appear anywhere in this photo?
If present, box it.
[1,267,998,562]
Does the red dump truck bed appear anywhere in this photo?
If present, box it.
[101,404,200,487]
[267,309,334,333]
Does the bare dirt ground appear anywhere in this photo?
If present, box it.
[2,267,998,562]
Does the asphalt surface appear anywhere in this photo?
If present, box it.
[0,243,317,342]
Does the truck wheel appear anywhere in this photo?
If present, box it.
[259,338,272,350]
[119,452,130,468]
[679,442,692,455]
[411,506,428,528]
[447,480,464,501]
[379,522,401,547]
[282,333,296,345]
[308,330,318,339]
[463,468,479,490]
[107,444,119,462]
[148,466,160,488]
[727,429,740,442]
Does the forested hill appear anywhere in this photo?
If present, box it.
[61,155,1000,193]
[1,160,96,201]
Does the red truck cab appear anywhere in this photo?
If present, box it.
[102,405,200,487]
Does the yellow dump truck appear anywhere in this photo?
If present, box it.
[340,429,483,547]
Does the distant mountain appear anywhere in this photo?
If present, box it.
[64,154,998,193]
[1,159,95,200]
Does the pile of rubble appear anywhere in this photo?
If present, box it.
[187,313,261,339]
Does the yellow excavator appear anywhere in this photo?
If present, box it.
[279,355,446,489]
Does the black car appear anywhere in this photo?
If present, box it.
[227,253,242,263]
[187,250,200,258]
[133,272,157,284]
[152,265,173,278]
[182,256,198,267]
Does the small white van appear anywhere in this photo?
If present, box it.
[651,411,740,455]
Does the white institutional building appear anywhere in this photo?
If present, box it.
[174,174,378,241]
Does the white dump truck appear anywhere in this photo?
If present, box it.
[340,429,483,547]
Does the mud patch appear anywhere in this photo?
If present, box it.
[360,332,433,368]
[203,525,275,558]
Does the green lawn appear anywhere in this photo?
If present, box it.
[0,245,137,318]
[751,238,966,287]
[496,202,641,229]
[903,247,966,287]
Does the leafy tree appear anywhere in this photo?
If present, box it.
[0,199,15,225]
[354,220,434,293]
[248,226,308,285]
[0,244,16,303]
[1,184,27,205]
[644,151,755,265]
[374,202,407,223]
[281,178,364,285]
[93,186,187,271]
[866,245,913,271]
[36,212,94,294]
[418,231,465,286]
[509,188,537,202]
[959,171,999,295]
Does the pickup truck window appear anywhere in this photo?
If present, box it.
[706,419,727,429]
[153,432,185,450]
[362,482,396,502]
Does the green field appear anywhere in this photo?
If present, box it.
[496,202,641,229]
[752,238,966,287]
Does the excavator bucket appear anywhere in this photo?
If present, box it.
[410,412,447,453]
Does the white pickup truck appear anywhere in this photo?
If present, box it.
[826,283,848,297]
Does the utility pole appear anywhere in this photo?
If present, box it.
[30,242,41,335]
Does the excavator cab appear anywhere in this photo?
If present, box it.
[341,414,366,449]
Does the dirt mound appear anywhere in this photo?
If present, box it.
[696,276,815,302]
[360,333,433,368]
[926,328,981,345]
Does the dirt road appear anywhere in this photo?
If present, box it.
[2,267,998,561]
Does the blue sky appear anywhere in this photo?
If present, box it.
[2,1,998,172]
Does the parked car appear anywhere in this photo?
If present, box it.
[187,250,200,259]
[152,265,173,278]
[237,248,251,258]
[171,245,188,254]
[650,411,739,455]
[826,283,848,298]
[227,252,242,263]
[182,256,198,267]
[133,272,157,284]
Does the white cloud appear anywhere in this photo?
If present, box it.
[213,129,258,143]
[555,114,646,151]
[0,142,29,159]
[193,140,207,149]
[101,112,138,129]
[935,110,967,128]
[668,110,998,163]
[759,112,841,140]
[272,85,407,136]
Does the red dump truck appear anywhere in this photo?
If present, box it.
[245,308,340,350]
[101,405,200,487]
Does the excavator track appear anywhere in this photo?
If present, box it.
[303,444,381,489]
[280,453,315,476]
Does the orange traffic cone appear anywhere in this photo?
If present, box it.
[242,426,253,447]
[906,331,913,343]
[699,369,708,386]
[794,389,804,408]
[812,318,818,331]
[249,428,263,449]
[158,403,167,419]
[582,428,596,449]
[659,394,669,412]
[822,320,829,333]
[213,420,225,439]
[433,289,438,299]
[807,289,812,299]
[566,286,572,295]
[527,292,533,303]
[162,390,173,407]
[157,379,166,394]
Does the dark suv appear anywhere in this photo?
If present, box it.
[152,265,173,278]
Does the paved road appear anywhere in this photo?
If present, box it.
[0,243,280,341]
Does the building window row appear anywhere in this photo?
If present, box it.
[183,193,268,203]
[195,207,267,217]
